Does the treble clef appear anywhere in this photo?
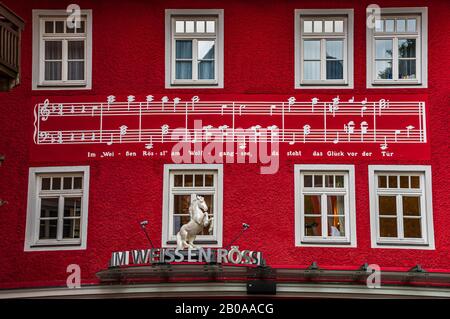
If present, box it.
[40,99,50,121]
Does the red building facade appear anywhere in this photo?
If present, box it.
[0,0,449,298]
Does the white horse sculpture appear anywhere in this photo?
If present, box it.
[176,194,214,250]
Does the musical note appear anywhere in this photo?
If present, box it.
[173,97,181,112]
[91,105,98,116]
[270,105,276,116]
[145,136,153,149]
[394,130,401,142]
[303,125,311,143]
[378,99,390,116]
[219,125,229,142]
[380,136,388,150]
[53,103,63,116]
[106,133,113,146]
[70,105,75,113]
[348,96,354,103]
[146,95,154,110]
[329,96,340,117]
[40,99,50,121]
[406,125,414,138]
[221,104,227,115]
[333,132,340,144]
[81,105,86,113]
[288,97,296,112]
[239,105,246,116]
[361,98,368,117]
[267,125,279,143]
[289,133,296,145]
[344,121,355,141]
[250,125,262,142]
[161,124,169,143]
[161,96,169,111]
[311,98,319,113]
[191,96,199,111]
[107,95,116,111]
[127,96,135,111]
[91,132,96,141]
[119,125,128,143]
[360,121,368,141]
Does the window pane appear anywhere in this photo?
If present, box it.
[64,197,81,217]
[399,39,416,58]
[175,21,184,33]
[39,219,58,239]
[174,174,183,187]
[63,218,81,239]
[68,61,85,81]
[324,20,333,32]
[176,40,192,59]
[313,20,322,33]
[42,178,51,190]
[378,175,387,188]
[185,21,194,33]
[45,41,62,60]
[407,19,416,32]
[303,20,312,33]
[198,61,214,79]
[397,19,406,32]
[388,176,398,188]
[76,20,85,33]
[380,218,397,237]
[52,177,61,190]
[205,174,214,187]
[379,196,396,215]
[304,195,321,215]
[45,62,62,81]
[304,175,312,187]
[55,21,64,33]
[195,174,203,187]
[173,215,191,235]
[305,216,321,236]
[206,21,215,33]
[326,40,343,60]
[385,19,395,32]
[334,20,344,32]
[73,177,82,189]
[411,176,420,188]
[184,174,193,187]
[313,175,323,187]
[40,198,59,218]
[198,41,214,59]
[304,61,320,80]
[176,62,192,79]
[404,219,422,238]
[400,176,409,188]
[68,41,85,59]
[399,60,416,79]
[326,61,343,79]
[63,177,72,190]
[375,39,393,59]
[303,40,320,59]
[375,19,383,32]
[325,175,334,187]
[45,21,54,33]
[403,196,420,216]
[196,21,205,33]
[375,60,392,79]
[66,23,75,33]
[328,216,345,236]
[335,175,344,188]
[327,195,345,215]
[174,195,191,214]
[200,195,214,235]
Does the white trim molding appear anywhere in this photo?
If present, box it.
[162,164,223,247]
[24,166,90,251]
[368,165,434,249]
[294,164,357,247]
[32,9,93,90]
[295,9,354,89]
[366,7,428,88]
[165,9,224,89]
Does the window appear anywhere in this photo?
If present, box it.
[294,165,356,247]
[369,166,434,249]
[25,166,90,251]
[367,7,427,88]
[165,9,224,88]
[162,164,223,247]
[32,10,92,90]
[295,9,354,88]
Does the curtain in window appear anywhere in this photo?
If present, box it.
[68,41,85,81]
[326,40,343,79]
[176,40,192,79]
[198,41,215,79]
[44,41,62,80]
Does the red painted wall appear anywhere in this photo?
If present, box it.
[0,0,449,289]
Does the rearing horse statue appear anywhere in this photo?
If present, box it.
[176,194,214,250]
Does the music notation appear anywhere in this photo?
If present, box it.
[33,97,427,149]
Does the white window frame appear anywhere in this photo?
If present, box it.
[369,165,434,249]
[24,166,90,251]
[295,9,354,89]
[32,9,93,90]
[367,7,427,88]
[165,9,224,89]
[162,164,223,247]
[294,165,356,247]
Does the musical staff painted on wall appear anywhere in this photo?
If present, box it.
[33,96,427,150]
